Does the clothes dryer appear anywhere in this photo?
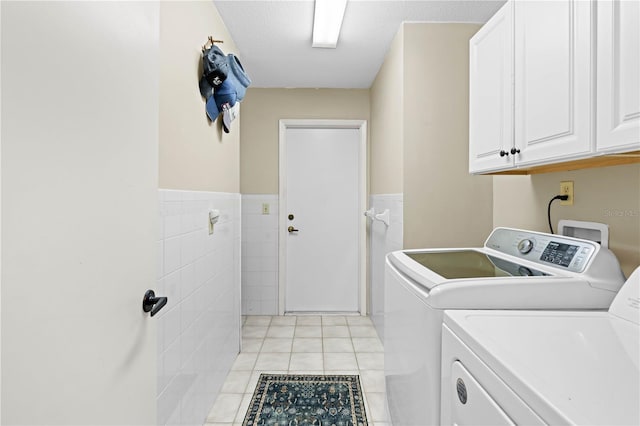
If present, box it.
[440,267,640,425]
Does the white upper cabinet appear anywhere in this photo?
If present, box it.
[514,0,593,166]
[596,0,640,153]
[469,1,514,174]
[469,0,639,174]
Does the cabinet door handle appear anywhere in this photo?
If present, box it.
[510,148,521,155]
[499,150,509,157]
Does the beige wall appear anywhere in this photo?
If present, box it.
[402,23,494,249]
[159,1,240,192]
[370,26,404,195]
[494,164,640,277]
[239,88,370,194]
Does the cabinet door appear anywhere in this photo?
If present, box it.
[515,0,593,166]
[469,1,514,174]
[596,0,640,153]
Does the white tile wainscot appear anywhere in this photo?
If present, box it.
[156,190,241,426]
[241,194,279,315]
[369,194,403,341]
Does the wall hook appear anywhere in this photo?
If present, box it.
[202,36,224,52]
[375,209,390,227]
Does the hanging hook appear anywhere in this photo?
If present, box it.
[202,36,224,52]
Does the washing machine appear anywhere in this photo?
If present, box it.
[384,227,626,425]
[441,267,640,425]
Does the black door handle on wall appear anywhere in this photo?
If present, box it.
[142,289,168,317]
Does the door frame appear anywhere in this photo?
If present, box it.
[278,119,367,315]
[0,0,3,413]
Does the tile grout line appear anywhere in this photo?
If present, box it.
[237,316,271,424]
[320,315,325,375]
[287,315,294,372]
[347,319,359,371]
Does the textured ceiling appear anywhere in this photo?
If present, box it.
[213,0,506,89]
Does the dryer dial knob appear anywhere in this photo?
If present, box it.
[518,239,534,254]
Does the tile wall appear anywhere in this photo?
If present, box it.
[369,194,404,341]
[241,195,279,315]
[156,190,241,425]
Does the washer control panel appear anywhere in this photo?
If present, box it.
[485,228,598,273]
[540,241,580,267]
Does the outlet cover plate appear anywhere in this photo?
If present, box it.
[560,181,574,206]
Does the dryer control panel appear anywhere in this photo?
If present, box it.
[485,228,598,273]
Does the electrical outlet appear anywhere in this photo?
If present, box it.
[262,203,270,215]
[560,181,574,206]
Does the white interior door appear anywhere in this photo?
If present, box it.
[280,121,366,313]
[1,2,159,424]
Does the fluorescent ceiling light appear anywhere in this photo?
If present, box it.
[312,0,348,48]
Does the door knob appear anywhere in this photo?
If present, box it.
[288,226,299,233]
[142,290,168,317]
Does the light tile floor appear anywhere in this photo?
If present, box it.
[205,315,391,426]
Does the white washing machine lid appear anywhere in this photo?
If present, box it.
[388,248,555,290]
[388,227,626,294]
[443,269,640,425]
[386,250,617,310]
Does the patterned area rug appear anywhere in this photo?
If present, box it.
[243,374,368,426]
